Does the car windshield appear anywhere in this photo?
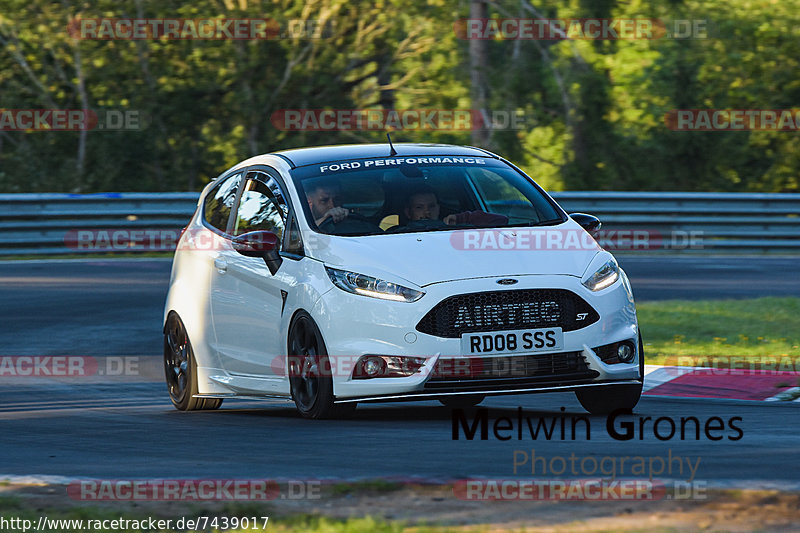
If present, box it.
[292,156,563,236]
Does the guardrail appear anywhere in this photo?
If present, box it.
[553,192,800,252]
[0,192,798,255]
[0,193,198,256]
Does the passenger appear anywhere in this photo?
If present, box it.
[405,186,441,222]
[404,185,509,227]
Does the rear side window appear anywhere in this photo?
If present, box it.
[204,173,241,232]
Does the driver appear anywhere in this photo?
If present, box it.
[305,179,350,227]
[404,185,509,227]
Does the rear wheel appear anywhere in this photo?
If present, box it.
[438,394,485,408]
[288,312,356,419]
[164,313,222,411]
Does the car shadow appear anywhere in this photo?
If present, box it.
[210,401,601,422]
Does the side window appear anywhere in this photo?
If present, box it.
[232,174,286,240]
[283,213,304,256]
[204,173,241,233]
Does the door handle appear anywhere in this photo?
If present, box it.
[214,258,228,272]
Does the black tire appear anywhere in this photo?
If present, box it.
[164,313,222,411]
[288,311,355,419]
[575,384,642,415]
[638,330,645,379]
[438,394,486,408]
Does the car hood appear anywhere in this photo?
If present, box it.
[306,220,602,287]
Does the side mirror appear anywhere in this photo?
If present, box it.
[232,231,282,275]
[570,213,602,233]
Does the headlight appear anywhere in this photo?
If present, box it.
[325,267,424,302]
[582,258,619,291]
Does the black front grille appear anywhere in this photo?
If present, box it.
[424,351,599,390]
[416,289,599,338]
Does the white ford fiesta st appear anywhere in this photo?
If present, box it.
[163,143,643,418]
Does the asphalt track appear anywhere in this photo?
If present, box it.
[0,257,798,487]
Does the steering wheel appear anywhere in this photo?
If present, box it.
[318,212,381,235]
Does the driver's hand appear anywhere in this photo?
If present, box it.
[443,214,457,225]
[318,207,349,225]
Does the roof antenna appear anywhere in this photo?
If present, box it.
[386,132,398,156]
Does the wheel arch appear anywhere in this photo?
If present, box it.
[163,276,222,383]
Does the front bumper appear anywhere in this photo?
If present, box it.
[311,272,640,401]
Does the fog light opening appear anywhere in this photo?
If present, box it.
[617,342,635,363]
[353,355,427,379]
[364,357,383,377]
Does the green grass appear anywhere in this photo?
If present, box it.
[269,516,408,532]
[637,297,800,364]
[0,495,22,509]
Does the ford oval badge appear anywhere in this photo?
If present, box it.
[497,278,518,285]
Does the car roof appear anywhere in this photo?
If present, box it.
[271,143,497,168]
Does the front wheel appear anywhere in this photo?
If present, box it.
[164,313,222,411]
[575,383,642,415]
[288,312,356,419]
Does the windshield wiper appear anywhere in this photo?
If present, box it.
[505,218,564,228]
[534,218,565,226]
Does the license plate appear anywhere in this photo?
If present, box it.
[460,328,563,355]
